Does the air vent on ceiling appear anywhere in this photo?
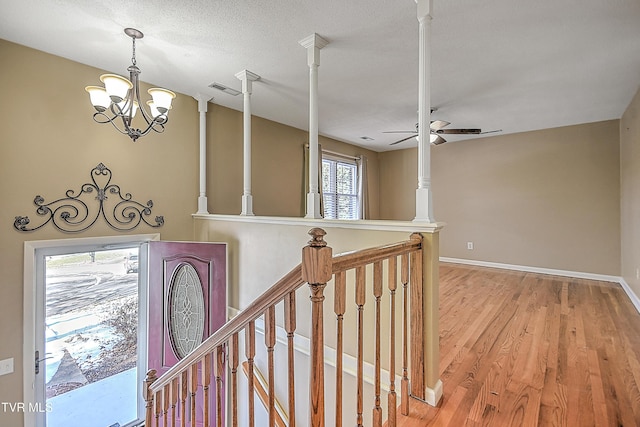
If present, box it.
[208,82,241,96]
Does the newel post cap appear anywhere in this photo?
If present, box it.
[302,228,333,284]
[143,369,158,400]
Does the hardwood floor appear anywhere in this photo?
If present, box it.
[393,262,640,426]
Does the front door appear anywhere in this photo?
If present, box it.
[148,241,227,426]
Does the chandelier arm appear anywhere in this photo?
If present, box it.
[110,103,137,136]
[128,65,157,128]
[134,118,168,138]
[91,111,130,136]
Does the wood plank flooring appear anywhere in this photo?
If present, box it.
[393,262,640,426]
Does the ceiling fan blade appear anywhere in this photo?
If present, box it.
[480,129,502,135]
[389,134,418,145]
[435,128,482,135]
[431,135,447,145]
[429,120,450,130]
[383,131,418,134]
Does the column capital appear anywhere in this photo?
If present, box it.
[235,69,261,94]
[298,33,329,67]
[416,0,434,18]
[193,93,211,113]
[235,70,260,95]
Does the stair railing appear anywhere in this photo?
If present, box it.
[143,227,436,427]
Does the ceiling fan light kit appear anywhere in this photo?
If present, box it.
[85,28,176,142]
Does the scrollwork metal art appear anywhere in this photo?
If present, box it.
[14,163,165,233]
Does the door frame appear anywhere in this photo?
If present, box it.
[23,233,159,427]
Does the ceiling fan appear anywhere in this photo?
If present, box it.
[385,120,499,145]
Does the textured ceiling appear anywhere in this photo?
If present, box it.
[1,0,639,151]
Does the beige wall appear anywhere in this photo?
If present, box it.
[379,121,621,275]
[207,105,381,218]
[621,86,640,296]
[0,39,200,425]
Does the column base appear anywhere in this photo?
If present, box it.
[196,196,209,215]
[305,192,323,219]
[413,187,434,223]
[241,194,254,216]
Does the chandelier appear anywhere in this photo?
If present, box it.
[85,28,176,142]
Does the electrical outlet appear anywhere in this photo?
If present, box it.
[0,358,14,376]
[636,268,640,280]
[467,242,474,250]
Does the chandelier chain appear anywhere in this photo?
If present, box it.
[131,36,137,66]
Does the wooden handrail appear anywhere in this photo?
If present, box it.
[149,264,304,393]
[331,237,421,273]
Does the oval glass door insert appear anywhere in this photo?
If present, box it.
[168,263,206,359]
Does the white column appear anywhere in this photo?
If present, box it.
[414,0,435,223]
[194,93,209,214]
[235,70,260,216]
[299,33,329,219]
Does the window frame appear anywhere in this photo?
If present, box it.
[321,152,360,220]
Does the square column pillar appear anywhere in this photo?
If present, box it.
[235,70,261,216]
[299,33,329,219]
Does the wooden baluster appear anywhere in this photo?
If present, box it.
[401,253,410,416]
[216,345,225,427]
[355,265,366,427]
[334,270,346,427]
[155,390,162,427]
[230,333,239,427]
[284,291,297,427]
[190,363,198,427]
[265,305,277,426]
[163,383,170,427]
[180,371,188,427]
[410,236,425,400]
[301,227,333,427]
[373,261,383,427]
[387,256,398,427]
[246,320,256,427]
[202,353,212,427]
[144,370,158,427]
[171,378,178,427]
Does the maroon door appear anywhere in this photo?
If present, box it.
[148,241,227,426]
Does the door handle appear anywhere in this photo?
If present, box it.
[35,350,53,375]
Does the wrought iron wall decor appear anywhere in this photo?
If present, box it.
[14,163,164,233]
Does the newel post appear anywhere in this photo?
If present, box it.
[144,369,158,426]
[302,228,333,427]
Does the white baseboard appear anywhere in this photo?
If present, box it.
[618,277,640,314]
[424,379,443,407]
[440,257,640,314]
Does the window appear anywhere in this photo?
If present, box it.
[322,155,359,219]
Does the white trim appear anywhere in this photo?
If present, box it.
[424,379,443,407]
[441,257,640,314]
[194,213,445,233]
[23,233,160,427]
[619,277,640,314]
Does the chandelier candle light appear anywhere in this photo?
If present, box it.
[85,28,176,142]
